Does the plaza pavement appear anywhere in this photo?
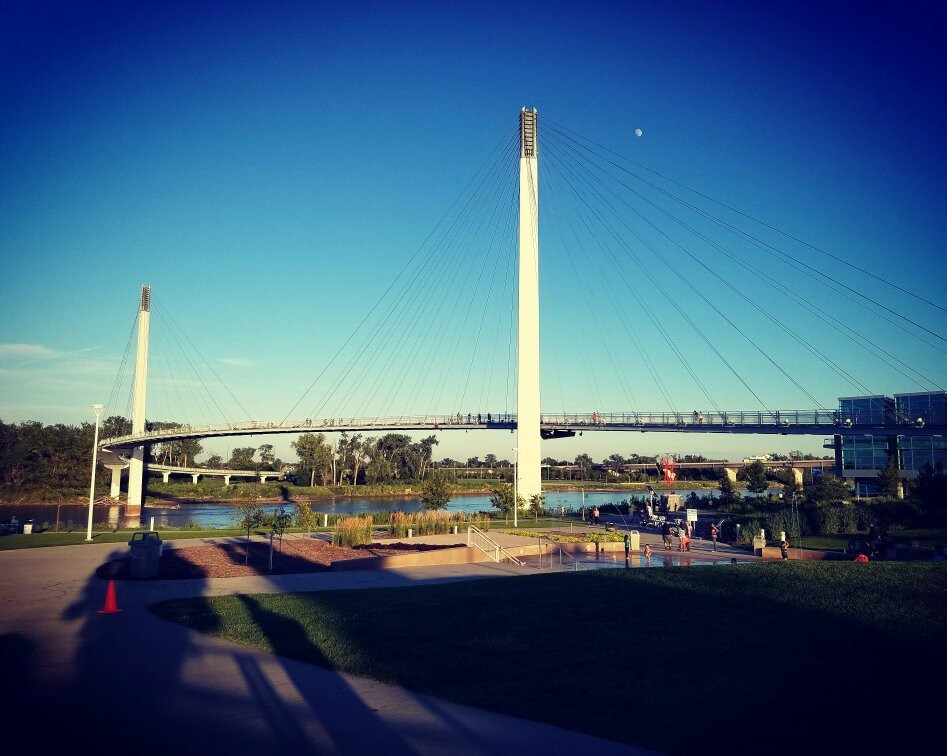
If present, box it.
[0,537,654,755]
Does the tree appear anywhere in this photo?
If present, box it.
[528,492,545,520]
[913,463,947,520]
[806,474,850,506]
[374,434,413,478]
[744,461,769,495]
[489,483,516,522]
[348,434,367,485]
[414,435,438,479]
[232,496,264,564]
[575,454,593,479]
[267,505,293,552]
[294,500,317,533]
[258,444,276,470]
[228,447,256,470]
[781,472,802,503]
[877,456,902,498]
[483,453,498,468]
[292,433,333,487]
[204,454,224,470]
[101,415,132,438]
[718,473,741,507]
[365,458,395,484]
[419,470,455,510]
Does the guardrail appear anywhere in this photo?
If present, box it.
[467,525,523,566]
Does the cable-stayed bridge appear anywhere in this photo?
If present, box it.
[96,109,946,524]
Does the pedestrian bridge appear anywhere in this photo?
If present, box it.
[99,409,942,454]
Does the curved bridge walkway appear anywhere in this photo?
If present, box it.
[100,409,943,453]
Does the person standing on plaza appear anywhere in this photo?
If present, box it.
[593,506,600,525]
[780,539,790,560]
[710,522,719,552]
[678,520,688,552]
[661,520,673,551]
[623,532,630,559]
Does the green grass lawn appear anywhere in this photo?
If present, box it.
[782,527,947,552]
[0,526,333,550]
[151,562,945,754]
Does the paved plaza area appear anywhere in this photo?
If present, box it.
[0,535,654,755]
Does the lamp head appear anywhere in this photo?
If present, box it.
[92,404,104,417]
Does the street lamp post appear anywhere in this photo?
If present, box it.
[512,447,518,528]
[86,404,105,542]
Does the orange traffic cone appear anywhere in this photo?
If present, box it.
[98,580,122,614]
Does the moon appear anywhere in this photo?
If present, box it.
[634,128,643,137]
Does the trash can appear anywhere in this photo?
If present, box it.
[128,531,163,579]
[628,530,640,552]
[22,520,33,535]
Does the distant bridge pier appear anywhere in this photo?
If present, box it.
[106,464,124,499]
[191,473,200,484]
[224,475,231,486]
[125,285,151,527]
[162,472,170,484]
[789,467,804,486]
[722,466,738,483]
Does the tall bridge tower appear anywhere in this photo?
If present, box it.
[125,284,150,524]
[517,108,541,503]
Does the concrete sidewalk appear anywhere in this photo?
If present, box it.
[0,542,648,755]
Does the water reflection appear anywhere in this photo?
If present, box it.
[1,487,782,530]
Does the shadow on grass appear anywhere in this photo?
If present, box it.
[153,562,945,755]
[233,593,416,753]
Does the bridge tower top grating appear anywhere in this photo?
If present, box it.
[520,107,537,158]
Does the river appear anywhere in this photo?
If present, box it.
[0,487,785,530]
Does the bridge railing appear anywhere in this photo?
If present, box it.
[99,409,935,448]
[99,413,519,447]
[540,410,870,428]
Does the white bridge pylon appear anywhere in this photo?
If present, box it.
[517,107,541,504]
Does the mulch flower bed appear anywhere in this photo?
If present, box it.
[97,538,464,580]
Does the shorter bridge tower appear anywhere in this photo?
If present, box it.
[125,285,151,525]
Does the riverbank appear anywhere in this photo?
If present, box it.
[0,477,741,506]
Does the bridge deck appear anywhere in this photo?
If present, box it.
[99,411,944,451]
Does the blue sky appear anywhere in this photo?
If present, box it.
[1,0,944,463]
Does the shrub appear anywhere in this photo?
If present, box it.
[333,515,373,547]
[810,505,841,535]
[838,502,858,533]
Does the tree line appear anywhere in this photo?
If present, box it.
[0,415,836,498]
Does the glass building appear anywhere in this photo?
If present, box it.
[895,391,947,427]
[896,391,946,472]
[840,436,890,472]
[838,396,896,425]
[899,435,947,472]
[835,392,945,496]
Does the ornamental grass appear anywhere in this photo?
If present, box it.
[387,510,490,538]
[332,515,374,547]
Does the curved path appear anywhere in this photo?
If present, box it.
[0,539,649,755]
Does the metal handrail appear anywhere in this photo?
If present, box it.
[467,525,523,566]
[536,535,584,572]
